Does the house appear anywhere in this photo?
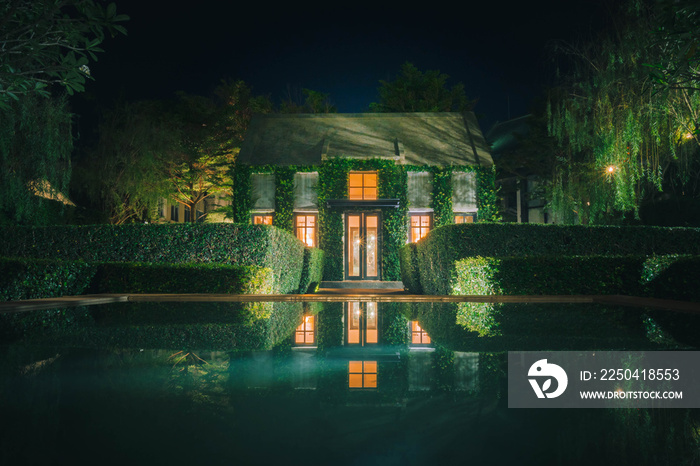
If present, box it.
[233,112,496,282]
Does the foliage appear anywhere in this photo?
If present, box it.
[232,159,498,281]
[72,100,171,224]
[0,223,306,294]
[0,93,73,225]
[646,0,700,95]
[279,87,337,113]
[410,223,700,295]
[547,2,700,223]
[0,0,128,106]
[298,247,325,293]
[452,255,648,296]
[93,262,274,294]
[399,243,422,294]
[0,257,96,301]
[370,62,475,112]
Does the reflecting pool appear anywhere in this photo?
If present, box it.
[1,301,699,465]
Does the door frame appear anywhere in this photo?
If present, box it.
[344,211,382,280]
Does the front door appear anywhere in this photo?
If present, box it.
[345,212,380,280]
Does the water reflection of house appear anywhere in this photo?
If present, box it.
[286,304,480,394]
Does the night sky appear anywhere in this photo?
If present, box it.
[77,0,619,134]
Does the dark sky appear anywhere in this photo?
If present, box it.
[78,0,619,133]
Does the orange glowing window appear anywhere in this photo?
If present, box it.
[294,314,315,345]
[454,214,474,224]
[349,361,377,388]
[410,214,432,242]
[252,215,273,225]
[295,214,317,247]
[348,172,378,200]
[410,321,431,345]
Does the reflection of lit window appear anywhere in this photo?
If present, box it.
[410,321,431,345]
[349,361,377,388]
[253,215,273,225]
[294,314,315,345]
[410,214,432,242]
[347,302,379,345]
[454,213,475,224]
[295,214,317,247]
[348,172,377,200]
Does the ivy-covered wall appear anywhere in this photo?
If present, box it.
[230,159,498,281]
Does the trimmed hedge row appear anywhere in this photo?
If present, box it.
[414,254,700,300]
[93,262,274,294]
[0,223,306,294]
[298,247,325,294]
[0,258,96,301]
[1,259,276,300]
[404,223,700,296]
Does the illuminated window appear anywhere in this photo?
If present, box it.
[410,321,431,345]
[295,214,317,247]
[294,314,315,345]
[252,215,273,225]
[409,214,432,242]
[348,361,377,388]
[454,213,475,224]
[348,172,378,200]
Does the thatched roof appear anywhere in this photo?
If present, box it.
[238,112,493,167]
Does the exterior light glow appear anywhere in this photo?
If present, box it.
[607,165,615,174]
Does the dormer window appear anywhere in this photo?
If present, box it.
[348,171,377,200]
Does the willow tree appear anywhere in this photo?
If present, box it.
[547,3,700,224]
[0,94,73,224]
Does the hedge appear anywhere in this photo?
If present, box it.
[411,223,700,296]
[0,223,306,294]
[399,243,422,294]
[0,258,97,301]
[93,262,274,295]
[298,247,325,294]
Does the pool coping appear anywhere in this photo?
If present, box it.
[1,293,699,314]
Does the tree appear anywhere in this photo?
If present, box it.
[370,62,475,113]
[161,81,272,223]
[0,94,73,224]
[646,0,700,95]
[0,0,128,107]
[547,3,700,224]
[72,100,171,224]
[279,87,336,113]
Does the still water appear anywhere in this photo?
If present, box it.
[1,301,699,465]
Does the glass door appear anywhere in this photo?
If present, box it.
[346,213,380,280]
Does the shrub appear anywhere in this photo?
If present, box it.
[399,243,422,294]
[450,256,646,297]
[0,258,97,301]
[0,223,305,294]
[413,223,700,296]
[298,247,325,293]
[93,262,274,295]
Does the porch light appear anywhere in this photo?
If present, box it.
[606,165,615,174]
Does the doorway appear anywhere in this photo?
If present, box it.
[345,212,380,280]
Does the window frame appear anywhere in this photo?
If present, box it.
[348,171,378,200]
[294,213,317,247]
[409,213,433,243]
[252,214,274,225]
